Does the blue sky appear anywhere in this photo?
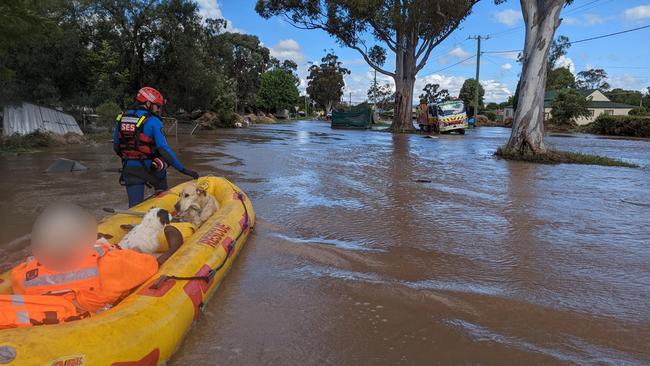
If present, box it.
[200,0,650,103]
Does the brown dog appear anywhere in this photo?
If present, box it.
[174,182,219,227]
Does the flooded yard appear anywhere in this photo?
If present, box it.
[1,122,648,365]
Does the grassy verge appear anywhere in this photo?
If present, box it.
[0,130,110,155]
[495,146,638,168]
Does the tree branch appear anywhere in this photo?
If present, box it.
[349,44,395,78]
[416,23,457,72]
[368,18,397,52]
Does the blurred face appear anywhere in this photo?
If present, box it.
[31,203,97,272]
[148,102,162,115]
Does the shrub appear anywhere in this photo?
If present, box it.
[585,115,650,137]
[95,101,122,127]
[495,145,637,168]
[628,107,648,116]
[217,110,238,128]
[0,130,63,152]
[484,111,497,121]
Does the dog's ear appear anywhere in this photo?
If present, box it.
[157,209,171,225]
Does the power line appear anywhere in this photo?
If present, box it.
[570,24,650,44]
[487,0,614,39]
[429,55,476,74]
[483,24,650,54]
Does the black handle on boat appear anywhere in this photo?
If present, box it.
[102,207,146,216]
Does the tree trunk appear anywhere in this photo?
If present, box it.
[506,0,566,154]
[390,31,417,132]
[392,76,415,131]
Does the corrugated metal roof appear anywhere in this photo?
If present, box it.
[587,100,636,109]
[2,102,83,136]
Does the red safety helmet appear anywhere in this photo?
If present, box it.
[136,87,165,106]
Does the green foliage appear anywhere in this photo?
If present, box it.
[484,111,497,121]
[257,69,299,113]
[605,88,646,107]
[367,83,394,110]
[495,146,637,168]
[307,53,350,111]
[214,32,271,111]
[547,67,575,90]
[628,107,648,116]
[486,102,499,110]
[585,115,650,137]
[458,78,484,112]
[548,35,571,69]
[96,101,122,127]
[576,68,610,91]
[0,130,72,154]
[419,83,449,104]
[550,89,591,126]
[0,0,272,121]
[217,110,239,128]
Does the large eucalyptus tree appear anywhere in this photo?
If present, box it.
[502,0,572,154]
[255,0,478,131]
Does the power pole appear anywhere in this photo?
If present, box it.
[374,69,377,109]
[349,92,352,110]
[468,35,489,118]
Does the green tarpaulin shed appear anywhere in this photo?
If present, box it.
[331,108,372,129]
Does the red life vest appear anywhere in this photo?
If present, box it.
[116,111,156,160]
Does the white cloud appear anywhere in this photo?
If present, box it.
[196,0,223,19]
[341,58,368,66]
[196,0,243,32]
[449,47,470,58]
[561,13,607,27]
[494,9,522,26]
[415,74,513,103]
[609,74,643,90]
[483,80,513,103]
[555,55,575,74]
[415,74,466,98]
[562,16,579,25]
[500,51,520,61]
[437,46,473,65]
[584,13,606,26]
[501,63,513,71]
[624,5,650,20]
[270,39,306,64]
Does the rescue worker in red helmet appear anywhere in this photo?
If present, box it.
[113,87,199,207]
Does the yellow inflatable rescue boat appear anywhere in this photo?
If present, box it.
[0,176,254,365]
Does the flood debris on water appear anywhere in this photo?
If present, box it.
[495,145,638,168]
[45,158,88,173]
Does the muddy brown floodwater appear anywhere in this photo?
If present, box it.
[1,122,649,365]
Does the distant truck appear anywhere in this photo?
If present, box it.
[417,100,468,134]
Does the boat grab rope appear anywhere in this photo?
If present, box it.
[149,190,252,290]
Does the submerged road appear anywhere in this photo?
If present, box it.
[1,122,649,365]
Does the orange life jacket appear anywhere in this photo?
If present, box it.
[2,241,158,329]
[0,294,82,328]
[11,242,114,313]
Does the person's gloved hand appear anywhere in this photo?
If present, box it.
[182,169,199,180]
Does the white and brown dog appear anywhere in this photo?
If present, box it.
[174,182,219,227]
[119,208,171,253]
